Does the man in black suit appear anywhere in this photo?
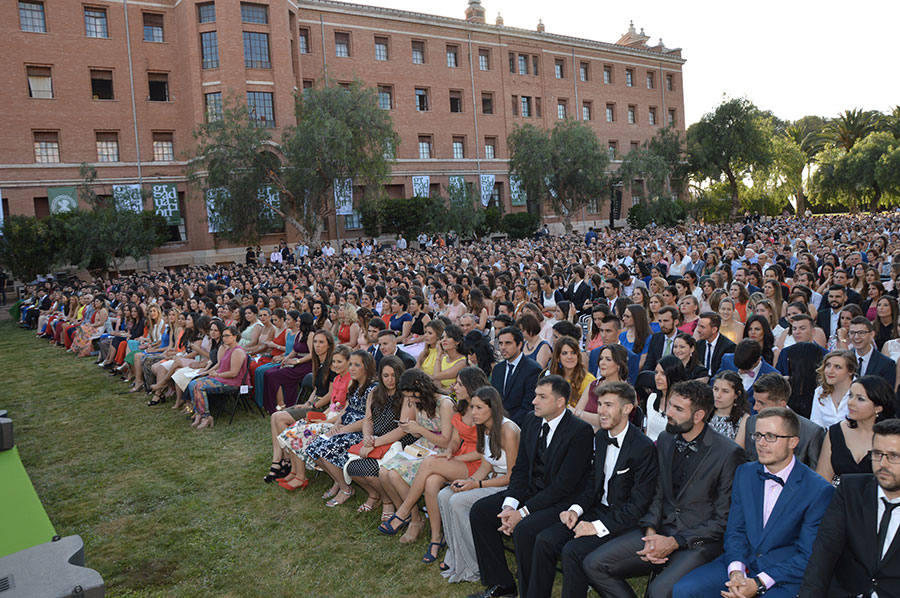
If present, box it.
[693,312,735,378]
[800,418,900,597]
[529,382,658,598]
[566,266,592,316]
[602,278,628,318]
[849,316,897,388]
[642,306,680,375]
[373,329,416,369]
[581,380,745,598]
[490,326,542,425]
[815,285,847,338]
[467,376,594,598]
[831,268,862,306]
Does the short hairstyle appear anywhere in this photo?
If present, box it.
[498,325,524,346]
[601,314,622,330]
[368,317,387,331]
[874,418,900,438]
[849,315,874,332]
[790,313,814,326]
[516,313,542,337]
[828,284,846,294]
[537,374,571,402]
[670,379,714,419]
[756,406,800,437]
[552,320,582,341]
[595,380,636,405]
[699,312,722,329]
[853,375,896,422]
[377,328,397,339]
[605,278,621,291]
[733,339,762,370]
[658,305,679,320]
[752,373,791,403]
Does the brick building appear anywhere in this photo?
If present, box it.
[1,0,685,266]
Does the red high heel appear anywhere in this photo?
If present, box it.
[278,478,309,491]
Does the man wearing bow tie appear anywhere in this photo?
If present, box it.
[673,407,834,597]
[527,381,659,598]
[581,380,745,598]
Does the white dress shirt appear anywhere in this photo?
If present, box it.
[874,487,900,598]
[809,386,851,428]
[567,424,629,538]
[855,345,874,376]
[503,410,566,512]
[739,360,763,392]
[704,334,720,375]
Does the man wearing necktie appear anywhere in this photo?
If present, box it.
[800,418,900,597]
[581,380,745,598]
[528,381,659,598]
[467,376,593,598]
[694,313,735,378]
[673,407,834,597]
[490,327,542,426]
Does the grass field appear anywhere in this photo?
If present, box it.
[0,321,646,597]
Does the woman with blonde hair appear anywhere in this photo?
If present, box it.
[810,350,857,429]
[717,297,744,343]
[334,302,361,349]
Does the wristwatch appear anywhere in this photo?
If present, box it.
[753,576,766,595]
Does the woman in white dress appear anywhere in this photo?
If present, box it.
[810,350,857,429]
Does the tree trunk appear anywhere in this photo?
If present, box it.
[869,187,882,213]
[726,171,740,219]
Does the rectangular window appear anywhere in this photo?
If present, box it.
[143,13,163,42]
[90,69,114,100]
[240,3,268,24]
[377,85,392,110]
[668,109,676,127]
[478,49,490,71]
[344,210,362,230]
[532,55,539,76]
[508,52,515,74]
[243,31,271,68]
[417,136,432,159]
[374,36,388,61]
[302,79,314,90]
[580,62,589,82]
[26,66,53,99]
[481,92,493,115]
[96,132,119,162]
[646,72,654,89]
[511,95,518,116]
[608,141,617,161]
[627,105,636,124]
[84,7,108,38]
[605,104,614,123]
[33,131,59,163]
[415,87,428,112]
[554,59,564,79]
[520,96,532,118]
[200,31,219,68]
[247,91,275,127]
[648,107,657,126]
[666,74,674,91]
[518,55,528,75]
[452,137,465,159]
[205,91,223,121]
[446,45,458,68]
[449,90,462,113]
[625,69,634,87]
[630,141,640,152]
[19,1,46,33]
[34,197,50,219]
[152,132,174,161]
[197,2,215,23]
[557,100,567,120]
[334,32,350,57]
[582,101,592,121]
[148,72,168,101]
[603,65,612,84]
[299,28,309,53]
[484,137,496,159]
[412,40,425,64]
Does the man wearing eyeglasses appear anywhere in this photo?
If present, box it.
[674,407,833,597]
[848,316,896,389]
[800,418,900,597]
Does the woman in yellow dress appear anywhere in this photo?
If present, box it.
[416,320,445,377]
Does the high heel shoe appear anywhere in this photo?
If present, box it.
[422,538,446,563]
[195,416,214,430]
[264,460,291,483]
[277,478,309,491]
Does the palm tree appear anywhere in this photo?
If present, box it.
[784,116,826,214]
[824,108,885,151]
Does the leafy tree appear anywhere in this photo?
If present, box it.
[687,98,774,218]
[782,116,826,214]
[191,82,399,244]
[886,106,900,140]
[507,124,551,217]
[427,182,485,239]
[823,108,885,151]
[749,131,805,215]
[500,212,541,239]
[379,197,431,236]
[0,216,62,281]
[812,132,896,212]
[545,119,610,231]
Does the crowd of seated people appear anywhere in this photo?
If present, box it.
[11,212,900,596]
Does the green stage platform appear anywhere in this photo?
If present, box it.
[0,446,56,558]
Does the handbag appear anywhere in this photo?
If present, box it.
[348,441,390,459]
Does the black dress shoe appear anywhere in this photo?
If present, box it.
[466,584,517,598]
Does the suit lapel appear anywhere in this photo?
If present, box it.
[675,432,713,501]
[659,435,676,502]
[750,465,766,540]
[757,464,800,545]
[594,435,609,496]
[544,411,569,464]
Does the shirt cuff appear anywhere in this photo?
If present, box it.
[569,504,584,517]
[591,520,610,538]
[758,572,775,589]
[502,497,520,510]
[727,561,747,576]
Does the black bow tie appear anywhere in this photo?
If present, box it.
[758,470,785,486]
[674,437,699,454]
[606,435,620,448]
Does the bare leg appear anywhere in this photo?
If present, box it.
[270,412,296,462]
[131,353,145,390]
[423,474,449,544]
[395,458,468,520]
[378,467,405,509]
[318,459,352,499]
[275,386,285,409]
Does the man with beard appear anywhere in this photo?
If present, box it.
[580,380,744,598]
[800,418,900,597]
[815,285,847,338]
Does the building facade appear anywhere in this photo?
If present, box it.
[0,0,685,266]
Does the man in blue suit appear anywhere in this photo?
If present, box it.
[717,339,778,410]
[490,326,543,426]
[673,407,834,598]
[586,315,640,385]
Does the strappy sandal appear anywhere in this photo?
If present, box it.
[263,460,291,483]
[147,392,166,406]
[377,513,411,535]
[356,496,379,513]
[422,538,446,563]
[325,488,354,507]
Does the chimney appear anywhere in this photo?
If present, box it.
[537,19,545,33]
[465,0,485,24]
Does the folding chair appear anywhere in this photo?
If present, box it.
[207,356,266,424]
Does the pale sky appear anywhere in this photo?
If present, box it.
[361,0,900,125]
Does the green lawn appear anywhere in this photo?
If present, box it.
[0,322,646,597]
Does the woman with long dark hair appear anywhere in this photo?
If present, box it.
[743,314,775,365]
[708,370,750,441]
[646,355,687,441]
[260,313,315,413]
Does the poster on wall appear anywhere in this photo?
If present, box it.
[205,188,229,233]
[510,175,526,206]
[412,175,430,198]
[334,178,353,215]
[448,176,465,196]
[113,184,143,213]
[48,186,78,214]
[152,184,180,224]
[479,174,495,207]
[258,186,283,230]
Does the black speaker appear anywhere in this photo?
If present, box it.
[0,417,13,452]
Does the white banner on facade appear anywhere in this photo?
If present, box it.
[113,184,143,213]
[479,174,495,207]
[448,176,465,195]
[412,175,430,198]
[205,188,228,233]
[334,178,353,215]
[510,175,526,206]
